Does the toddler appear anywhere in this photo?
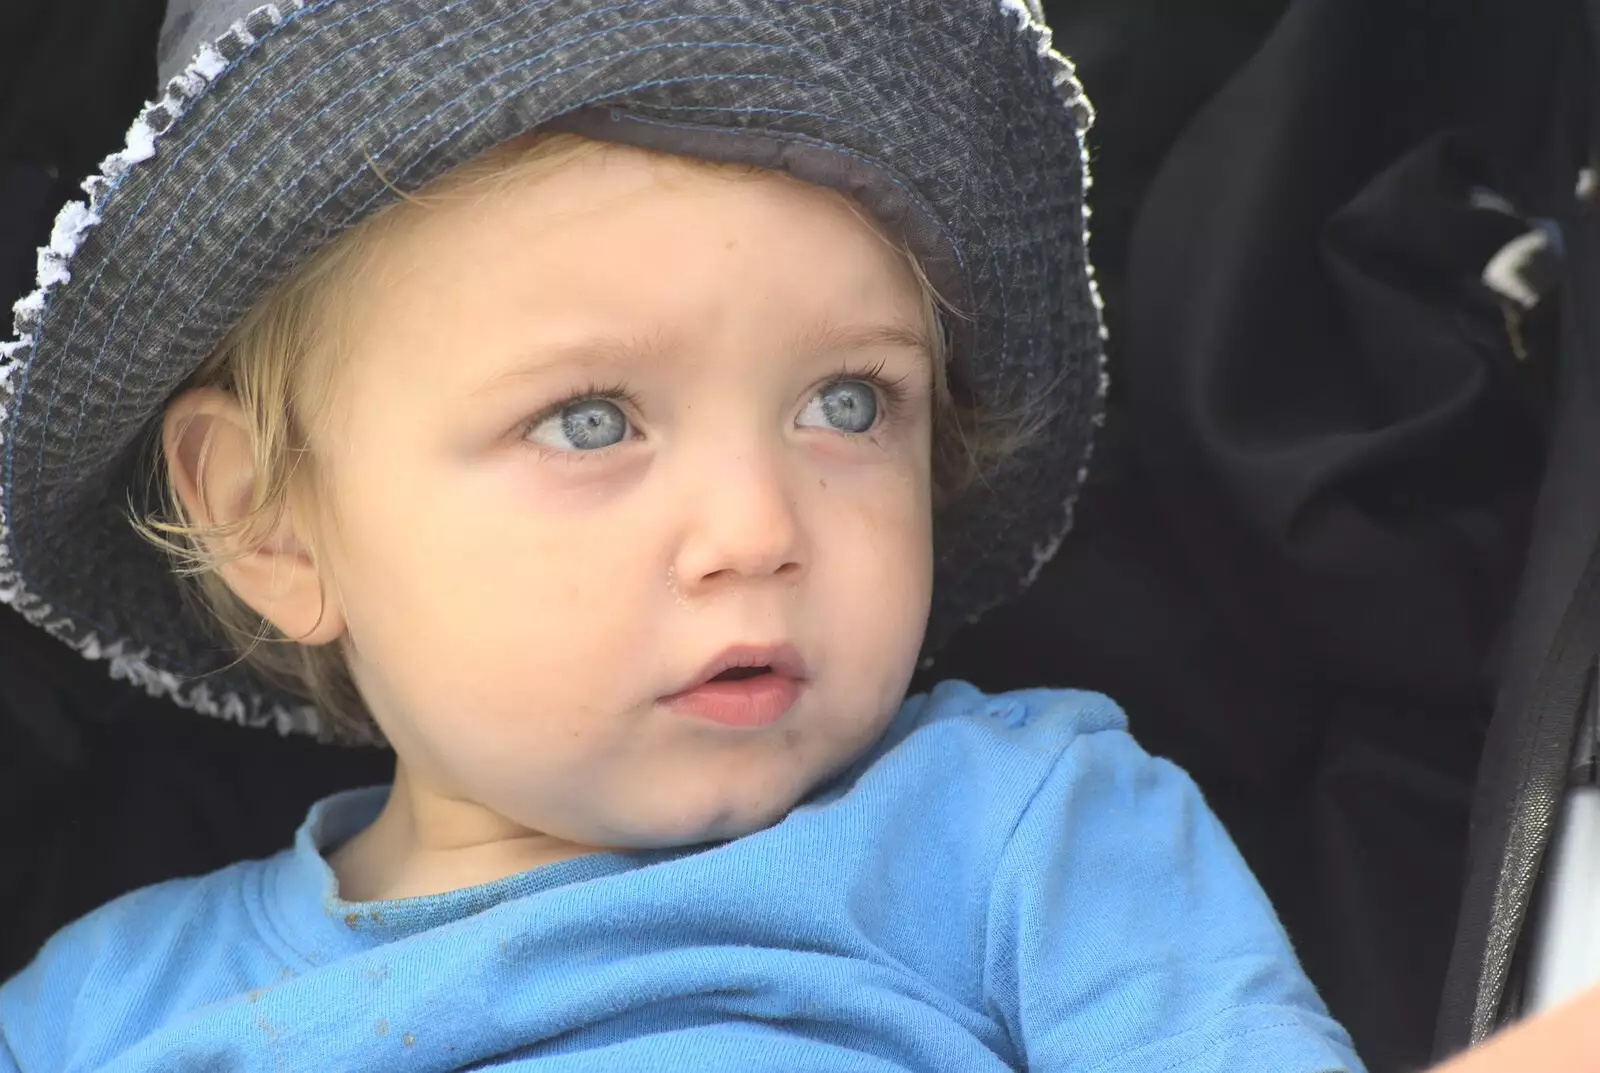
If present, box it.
[0,1,1365,1070]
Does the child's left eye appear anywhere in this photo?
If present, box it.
[526,398,632,451]
[797,380,879,434]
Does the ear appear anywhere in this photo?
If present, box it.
[162,386,346,646]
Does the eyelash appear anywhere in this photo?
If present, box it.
[519,363,916,462]
[842,358,915,420]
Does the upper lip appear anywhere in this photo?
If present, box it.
[666,643,811,696]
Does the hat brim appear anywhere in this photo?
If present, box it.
[0,0,1104,740]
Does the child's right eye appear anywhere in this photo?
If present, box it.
[525,397,633,452]
[797,380,880,434]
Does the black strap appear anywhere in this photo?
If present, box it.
[1440,542,1600,1050]
[1436,22,1600,1044]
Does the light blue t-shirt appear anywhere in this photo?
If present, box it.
[0,682,1363,1072]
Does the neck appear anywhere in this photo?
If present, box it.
[328,762,601,902]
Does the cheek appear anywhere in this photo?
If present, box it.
[820,460,935,639]
[321,460,662,716]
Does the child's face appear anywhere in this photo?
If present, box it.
[310,145,935,850]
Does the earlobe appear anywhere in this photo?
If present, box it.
[161,387,347,646]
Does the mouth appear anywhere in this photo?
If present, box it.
[709,665,771,682]
[662,644,809,729]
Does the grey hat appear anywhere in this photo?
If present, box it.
[0,0,1105,739]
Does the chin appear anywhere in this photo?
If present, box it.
[621,790,803,851]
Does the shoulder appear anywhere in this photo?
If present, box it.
[884,681,1139,801]
[0,861,270,1071]
[967,699,1363,1071]
[895,679,1129,755]
[894,683,1218,871]
[836,681,1138,844]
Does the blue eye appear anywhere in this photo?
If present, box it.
[799,380,879,434]
[528,398,630,451]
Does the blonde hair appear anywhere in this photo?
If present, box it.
[135,132,1029,741]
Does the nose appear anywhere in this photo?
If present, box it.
[672,445,806,593]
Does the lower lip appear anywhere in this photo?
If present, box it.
[663,676,803,729]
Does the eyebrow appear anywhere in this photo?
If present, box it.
[467,318,932,398]
[464,333,673,399]
[784,320,934,361]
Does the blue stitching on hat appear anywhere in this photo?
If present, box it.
[614,103,881,142]
[67,1,800,383]
[68,14,828,478]
[172,38,1003,376]
[7,0,336,555]
[156,49,867,339]
[11,0,446,642]
[0,0,337,649]
[47,0,540,483]
[42,0,348,350]
[185,62,967,338]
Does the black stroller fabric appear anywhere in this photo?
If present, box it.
[1115,0,1589,1063]
[0,3,1590,1072]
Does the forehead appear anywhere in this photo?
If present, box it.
[329,142,929,389]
